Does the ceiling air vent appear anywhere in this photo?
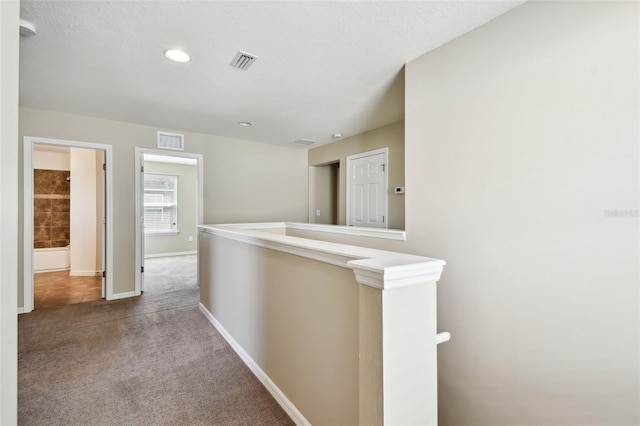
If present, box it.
[157,131,184,151]
[230,51,258,71]
[292,139,315,146]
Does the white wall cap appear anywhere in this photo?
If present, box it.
[198,223,444,290]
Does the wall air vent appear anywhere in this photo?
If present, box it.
[157,131,184,151]
[292,139,315,146]
[230,51,258,71]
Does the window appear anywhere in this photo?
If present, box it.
[144,174,178,234]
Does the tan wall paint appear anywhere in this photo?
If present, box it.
[1,0,19,422]
[18,107,308,303]
[70,148,98,275]
[404,2,639,425]
[308,121,405,229]
[143,161,198,256]
[95,150,104,273]
[309,163,338,225]
[199,232,359,425]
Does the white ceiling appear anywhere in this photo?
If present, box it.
[19,1,525,149]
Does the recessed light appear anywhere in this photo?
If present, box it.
[332,133,343,139]
[237,121,252,127]
[164,49,191,63]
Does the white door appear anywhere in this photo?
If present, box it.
[347,149,387,228]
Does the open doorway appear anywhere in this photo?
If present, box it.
[134,148,203,295]
[309,162,339,225]
[23,137,114,313]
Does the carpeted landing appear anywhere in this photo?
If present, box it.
[18,255,294,426]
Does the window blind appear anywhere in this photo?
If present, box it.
[144,174,178,233]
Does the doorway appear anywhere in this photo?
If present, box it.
[23,137,114,313]
[346,148,388,228]
[134,148,203,294]
[309,162,339,225]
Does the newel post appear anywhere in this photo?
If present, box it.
[349,257,445,426]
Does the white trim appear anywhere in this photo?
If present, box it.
[349,258,445,290]
[200,224,356,269]
[17,308,25,315]
[222,222,287,230]
[23,136,114,312]
[109,291,137,300]
[34,268,69,274]
[345,147,389,228]
[198,303,311,426]
[198,223,445,290]
[144,251,197,259]
[223,222,405,241]
[285,222,405,240]
[135,148,203,295]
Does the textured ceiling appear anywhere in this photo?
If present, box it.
[19,1,525,148]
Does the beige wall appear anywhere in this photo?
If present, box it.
[18,107,309,303]
[199,232,359,425]
[308,163,338,225]
[95,150,104,273]
[1,0,19,422]
[70,148,98,275]
[144,161,198,256]
[404,2,639,425]
[308,121,405,229]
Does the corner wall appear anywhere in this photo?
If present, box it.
[308,121,405,229]
[18,107,309,304]
[0,0,19,422]
[404,2,639,425]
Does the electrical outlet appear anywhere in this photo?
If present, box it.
[316,209,321,217]
[188,236,193,242]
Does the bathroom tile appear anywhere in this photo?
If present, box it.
[52,176,70,195]
[52,240,69,248]
[51,227,70,241]
[34,241,51,249]
[34,198,52,213]
[34,212,52,227]
[52,212,70,227]
[34,170,52,195]
[51,199,70,212]
[34,224,50,242]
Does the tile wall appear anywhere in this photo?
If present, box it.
[34,169,70,248]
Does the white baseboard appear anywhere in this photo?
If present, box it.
[18,307,26,314]
[109,291,137,300]
[34,267,70,274]
[70,270,97,277]
[144,251,197,259]
[198,303,310,426]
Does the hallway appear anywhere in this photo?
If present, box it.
[19,255,293,425]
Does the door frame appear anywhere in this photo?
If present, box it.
[345,147,389,228]
[23,136,114,313]
[134,148,203,295]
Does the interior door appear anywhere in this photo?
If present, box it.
[348,151,387,228]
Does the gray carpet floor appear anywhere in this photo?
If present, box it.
[18,255,294,426]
